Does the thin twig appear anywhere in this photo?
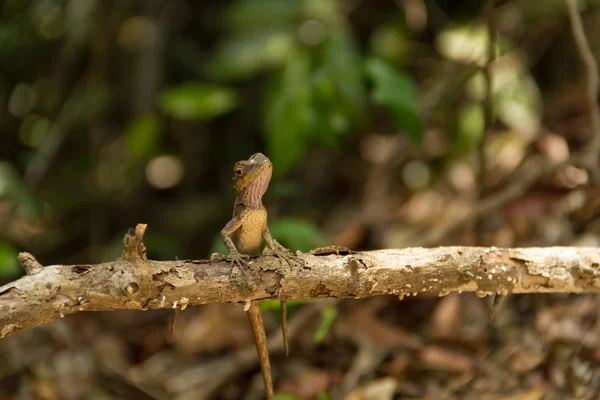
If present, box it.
[565,0,600,183]
[476,0,497,245]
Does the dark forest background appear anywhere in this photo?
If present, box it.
[2,0,600,399]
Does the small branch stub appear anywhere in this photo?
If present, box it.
[17,252,44,275]
[122,223,148,262]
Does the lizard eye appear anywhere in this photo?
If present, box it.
[235,168,244,176]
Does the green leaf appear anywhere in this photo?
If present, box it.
[313,306,338,343]
[0,162,39,219]
[310,65,351,146]
[206,31,295,81]
[282,23,364,148]
[321,23,367,126]
[453,102,484,156]
[143,231,181,260]
[0,242,20,278]
[365,58,423,141]
[435,24,488,66]
[209,234,228,257]
[160,82,238,121]
[260,299,311,313]
[265,51,315,175]
[268,218,329,252]
[262,24,367,171]
[325,24,367,107]
[226,0,306,31]
[19,113,49,148]
[369,21,410,65]
[317,391,332,400]
[274,394,302,400]
[124,113,162,161]
[260,299,282,311]
[492,71,541,136]
[517,0,573,20]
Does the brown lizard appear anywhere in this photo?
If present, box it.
[221,152,299,399]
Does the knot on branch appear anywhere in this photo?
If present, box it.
[122,224,148,262]
[17,252,43,275]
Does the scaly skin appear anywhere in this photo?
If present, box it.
[221,153,299,399]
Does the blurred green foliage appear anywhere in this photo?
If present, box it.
[365,58,423,141]
[260,299,311,313]
[313,305,338,343]
[159,83,238,121]
[266,50,315,174]
[0,162,38,220]
[0,242,20,277]
[317,392,332,400]
[200,0,422,175]
[274,394,302,400]
[454,102,484,157]
[269,218,329,252]
[369,20,410,65]
[124,113,162,161]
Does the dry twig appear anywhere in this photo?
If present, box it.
[476,0,497,245]
[565,0,600,182]
[478,0,496,201]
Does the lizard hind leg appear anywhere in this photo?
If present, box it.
[246,300,275,400]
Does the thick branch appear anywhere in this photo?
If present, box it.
[1,229,599,339]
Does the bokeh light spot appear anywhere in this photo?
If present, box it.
[9,83,37,117]
[298,20,326,46]
[146,155,184,189]
[402,160,430,190]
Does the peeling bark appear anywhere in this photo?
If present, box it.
[1,225,599,339]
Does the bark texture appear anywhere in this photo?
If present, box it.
[1,225,599,339]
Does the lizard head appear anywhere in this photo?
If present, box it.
[232,153,273,201]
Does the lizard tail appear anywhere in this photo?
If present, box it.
[247,301,275,400]
[170,308,180,336]
[281,300,289,356]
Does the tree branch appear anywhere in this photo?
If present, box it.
[1,225,600,339]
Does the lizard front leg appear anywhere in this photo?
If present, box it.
[221,216,251,268]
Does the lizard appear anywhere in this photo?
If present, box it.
[220,152,300,399]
